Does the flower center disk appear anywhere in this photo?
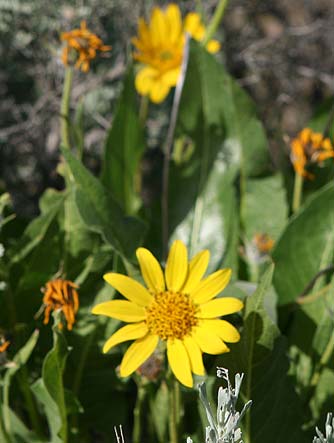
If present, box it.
[146,291,198,341]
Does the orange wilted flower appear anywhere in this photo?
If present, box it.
[290,128,334,179]
[42,279,79,330]
[61,21,111,72]
[0,339,10,353]
[253,233,274,255]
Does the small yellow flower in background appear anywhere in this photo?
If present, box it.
[132,4,221,103]
[290,127,334,179]
[92,240,242,388]
[42,279,79,330]
[61,21,111,72]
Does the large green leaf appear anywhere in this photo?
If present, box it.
[273,183,334,305]
[32,325,69,443]
[178,41,269,178]
[150,41,269,268]
[242,174,288,242]
[62,148,146,258]
[101,67,145,214]
[222,265,306,442]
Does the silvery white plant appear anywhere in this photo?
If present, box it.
[313,413,334,443]
[187,367,252,443]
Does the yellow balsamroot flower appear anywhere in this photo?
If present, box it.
[42,279,79,330]
[132,4,221,103]
[92,240,242,388]
[290,127,334,179]
[61,21,111,72]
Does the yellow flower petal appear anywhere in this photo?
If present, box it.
[167,338,193,387]
[92,300,146,322]
[103,273,152,306]
[184,12,201,36]
[135,66,158,96]
[150,7,167,47]
[191,269,232,304]
[197,297,243,318]
[207,40,220,53]
[102,322,148,353]
[166,4,182,43]
[136,247,165,293]
[183,335,205,375]
[192,326,229,355]
[161,67,180,87]
[120,334,159,377]
[165,240,188,292]
[138,18,150,45]
[182,250,210,294]
[149,78,172,103]
[199,319,240,343]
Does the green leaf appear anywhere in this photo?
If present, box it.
[10,193,64,264]
[178,41,269,177]
[31,379,62,443]
[32,325,69,443]
[2,330,39,436]
[63,187,96,258]
[273,183,334,305]
[222,265,306,442]
[61,147,146,258]
[101,67,145,214]
[242,174,288,242]
[2,406,45,443]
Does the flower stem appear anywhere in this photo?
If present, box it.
[161,35,190,259]
[169,376,181,443]
[202,0,229,46]
[292,172,303,213]
[60,67,73,149]
[133,381,146,443]
[310,329,334,387]
[139,95,149,126]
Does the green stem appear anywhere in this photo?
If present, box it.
[133,381,146,443]
[139,95,149,127]
[310,330,334,388]
[60,67,73,149]
[168,376,180,443]
[292,172,303,213]
[202,0,229,46]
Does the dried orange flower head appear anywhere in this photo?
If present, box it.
[253,233,274,255]
[42,279,79,330]
[0,338,10,354]
[290,127,334,179]
[60,20,111,72]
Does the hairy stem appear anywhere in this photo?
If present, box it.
[60,67,73,149]
[169,376,181,443]
[133,382,146,443]
[292,172,303,213]
[161,35,190,259]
